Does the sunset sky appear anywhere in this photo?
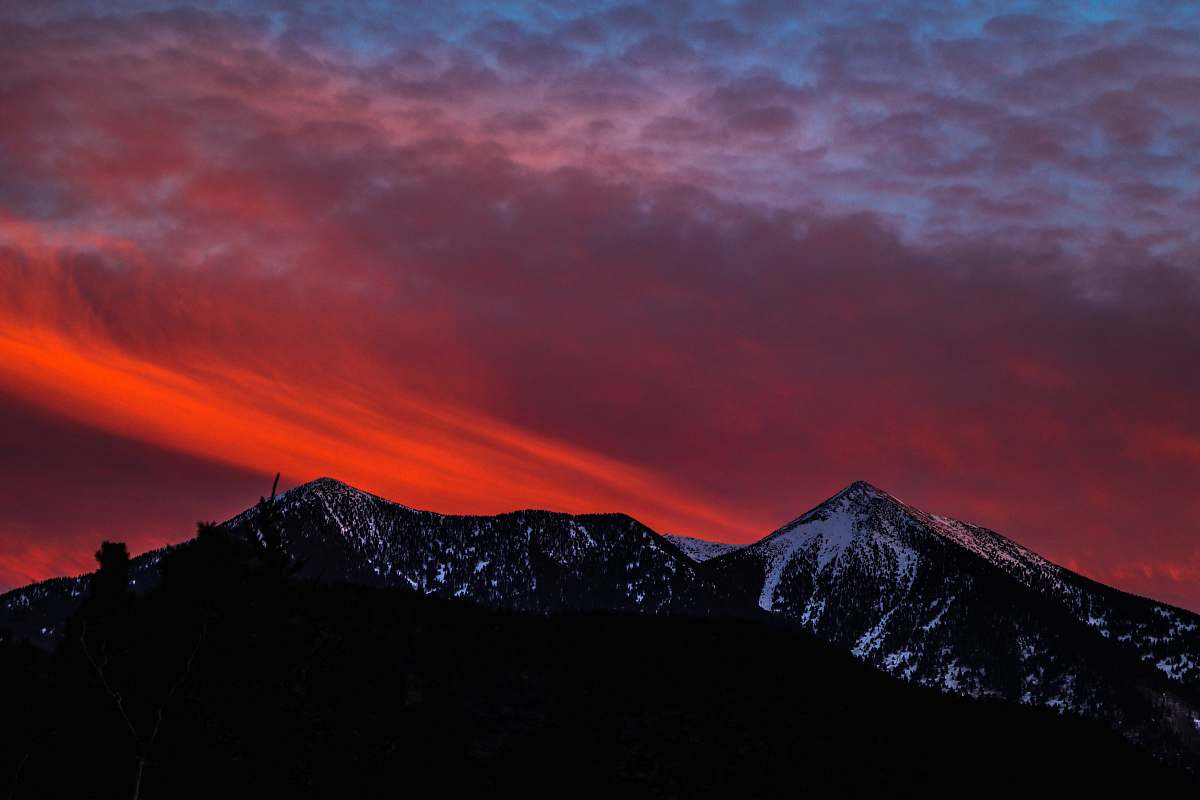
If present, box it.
[1,1,1199,611]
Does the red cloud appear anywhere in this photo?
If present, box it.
[0,6,1198,613]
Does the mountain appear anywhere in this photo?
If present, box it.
[3,476,1199,768]
[704,480,1200,759]
[223,477,725,614]
[0,478,725,646]
[662,534,743,562]
[706,481,1200,688]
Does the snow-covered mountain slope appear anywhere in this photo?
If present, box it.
[704,480,1200,751]
[221,477,722,614]
[663,534,744,562]
[903,495,1200,689]
[0,479,728,647]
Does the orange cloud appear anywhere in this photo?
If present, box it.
[0,236,753,546]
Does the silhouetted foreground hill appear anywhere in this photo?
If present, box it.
[0,531,1194,798]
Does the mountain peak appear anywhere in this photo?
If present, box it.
[785,480,898,523]
[663,534,744,563]
[290,476,355,493]
[839,479,889,500]
[279,477,408,507]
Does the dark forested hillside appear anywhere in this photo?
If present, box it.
[0,529,1194,799]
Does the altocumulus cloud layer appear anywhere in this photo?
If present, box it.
[1,1,1199,609]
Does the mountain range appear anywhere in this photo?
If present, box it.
[3,476,1199,768]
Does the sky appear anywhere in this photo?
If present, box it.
[1,1,1199,610]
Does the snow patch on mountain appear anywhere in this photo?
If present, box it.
[752,482,920,612]
[662,534,743,563]
[852,606,897,657]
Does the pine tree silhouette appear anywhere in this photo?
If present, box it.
[75,539,206,800]
[92,540,130,607]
